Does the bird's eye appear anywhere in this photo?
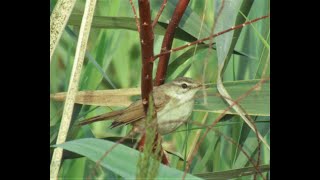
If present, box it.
[181,83,188,89]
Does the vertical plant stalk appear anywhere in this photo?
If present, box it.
[155,0,190,86]
[138,0,154,112]
[50,0,97,179]
[50,0,77,62]
[136,95,161,179]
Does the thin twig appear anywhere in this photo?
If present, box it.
[153,15,270,61]
[213,129,266,180]
[183,77,269,179]
[152,0,167,28]
[129,0,140,32]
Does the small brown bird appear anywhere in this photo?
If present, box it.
[78,77,202,135]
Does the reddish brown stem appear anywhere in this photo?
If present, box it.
[137,133,146,151]
[138,0,154,112]
[155,0,190,85]
[154,15,270,61]
[152,0,168,28]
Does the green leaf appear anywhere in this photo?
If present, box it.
[192,136,217,173]
[195,79,269,116]
[218,0,255,74]
[195,164,269,180]
[68,15,196,42]
[233,123,270,168]
[167,44,208,80]
[64,26,117,89]
[55,138,203,179]
[151,0,211,40]
[68,15,247,58]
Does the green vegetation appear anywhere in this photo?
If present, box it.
[50,0,270,179]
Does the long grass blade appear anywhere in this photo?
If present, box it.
[50,0,97,178]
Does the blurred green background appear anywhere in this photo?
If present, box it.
[50,0,270,179]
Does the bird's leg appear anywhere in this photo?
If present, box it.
[153,133,169,165]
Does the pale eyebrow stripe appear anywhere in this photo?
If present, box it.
[173,81,192,86]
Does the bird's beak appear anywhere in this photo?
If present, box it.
[197,84,210,89]
[193,84,202,89]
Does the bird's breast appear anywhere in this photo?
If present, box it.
[156,99,194,134]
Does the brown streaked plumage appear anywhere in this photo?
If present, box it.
[77,77,201,134]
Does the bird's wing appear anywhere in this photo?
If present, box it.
[77,109,125,126]
[79,87,172,128]
[111,100,145,128]
[111,92,171,128]
[153,90,171,112]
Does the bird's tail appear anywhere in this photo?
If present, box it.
[77,110,124,126]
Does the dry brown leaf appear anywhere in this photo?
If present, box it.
[50,88,141,107]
